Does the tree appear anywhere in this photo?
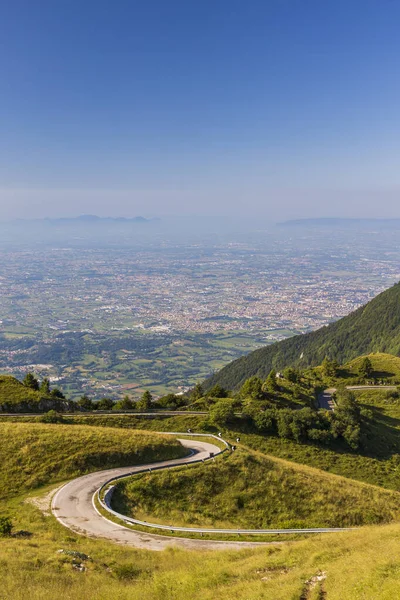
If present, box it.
[96,397,115,410]
[39,377,51,395]
[282,367,299,383]
[206,384,228,398]
[114,395,134,410]
[335,389,360,421]
[76,395,94,411]
[51,388,65,399]
[191,383,204,400]
[23,373,39,391]
[264,370,278,392]
[137,390,153,410]
[209,399,235,426]
[343,424,361,449]
[276,409,293,439]
[253,409,276,433]
[321,357,339,379]
[359,356,373,379]
[157,393,185,409]
[240,376,264,400]
[307,428,332,444]
[290,407,317,441]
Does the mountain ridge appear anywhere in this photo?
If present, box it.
[278,217,400,228]
[12,214,160,225]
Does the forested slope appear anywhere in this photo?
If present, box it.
[205,282,400,390]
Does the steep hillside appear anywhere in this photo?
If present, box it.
[205,282,400,390]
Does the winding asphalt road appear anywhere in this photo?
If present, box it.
[51,437,269,550]
[51,435,353,550]
[318,384,397,410]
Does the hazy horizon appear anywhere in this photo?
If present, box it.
[1,1,400,220]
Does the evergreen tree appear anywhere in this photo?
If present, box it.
[240,376,264,399]
[359,356,373,379]
[321,357,339,378]
[282,367,299,383]
[23,373,39,391]
[39,377,51,395]
[264,369,278,392]
[76,395,93,411]
[191,383,204,400]
[137,390,153,410]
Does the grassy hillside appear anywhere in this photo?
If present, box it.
[59,398,400,491]
[112,448,400,529]
[342,352,400,380]
[0,417,399,597]
[0,375,71,412]
[0,422,185,500]
[1,498,400,599]
[0,423,398,599]
[204,281,400,390]
[0,375,43,405]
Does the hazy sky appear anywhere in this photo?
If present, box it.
[1,0,400,220]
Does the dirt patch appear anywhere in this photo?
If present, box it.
[26,485,64,516]
[300,571,327,599]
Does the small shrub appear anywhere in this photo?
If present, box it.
[114,564,142,580]
[0,516,13,536]
[38,410,65,423]
[384,390,399,402]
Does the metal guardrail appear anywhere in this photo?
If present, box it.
[96,433,354,536]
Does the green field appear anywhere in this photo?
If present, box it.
[0,329,275,400]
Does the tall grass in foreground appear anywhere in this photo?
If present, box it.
[1,495,400,599]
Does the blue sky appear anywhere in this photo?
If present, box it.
[1,0,400,220]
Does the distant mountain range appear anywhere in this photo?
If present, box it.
[14,215,160,225]
[279,218,400,228]
[204,281,400,390]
